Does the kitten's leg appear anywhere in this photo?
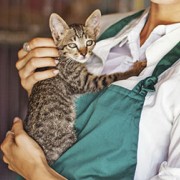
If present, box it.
[82,60,147,92]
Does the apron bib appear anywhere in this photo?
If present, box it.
[17,11,180,180]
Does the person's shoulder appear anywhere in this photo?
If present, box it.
[160,59,180,85]
[99,11,138,35]
[170,60,180,77]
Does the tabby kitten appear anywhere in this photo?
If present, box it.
[25,10,146,165]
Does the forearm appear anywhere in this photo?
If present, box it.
[28,160,67,180]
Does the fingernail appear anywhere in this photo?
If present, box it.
[14,117,20,123]
[53,70,59,75]
[6,131,15,137]
[54,60,59,65]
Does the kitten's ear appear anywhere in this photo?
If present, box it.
[85,9,101,37]
[49,13,69,45]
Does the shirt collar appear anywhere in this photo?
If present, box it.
[152,23,180,36]
[119,8,149,47]
[92,9,149,61]
[90,8,180,73]
[119,10,180,47]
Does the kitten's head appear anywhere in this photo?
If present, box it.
[49,10,101,63]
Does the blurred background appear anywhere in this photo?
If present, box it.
[0,0,149,179]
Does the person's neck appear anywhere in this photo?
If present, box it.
[140,2,180,46]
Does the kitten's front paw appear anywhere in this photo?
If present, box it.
[132,60,147,75]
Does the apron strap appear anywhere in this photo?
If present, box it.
[98,10,144,41]
[133,42,180,95]
[152,42,180,77]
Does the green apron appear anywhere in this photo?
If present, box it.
[51,43,179,180]
[50,11,180,180]
[17,11,180,180]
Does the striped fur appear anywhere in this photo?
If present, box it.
[25,10,146,165]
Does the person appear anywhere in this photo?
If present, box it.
[1,0,180,179]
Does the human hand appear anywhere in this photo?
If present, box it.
[1,117,66,180]
[16,38,59,96]
[1,117,48,179]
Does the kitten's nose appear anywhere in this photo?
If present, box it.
[79,48,87,57]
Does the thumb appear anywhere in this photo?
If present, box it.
[11,117,24,135]
[1,131,15,153]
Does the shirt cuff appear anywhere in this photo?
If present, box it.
[150,161,180,180]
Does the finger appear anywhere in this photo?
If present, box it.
[16,47,59,70]
[8,165,15,172]
[21,69,59,89]
[3,156,9,164]
[1,131,15,153]
[18,48,28,59]
[30,37,56,49]
[11,118,24,136]
[18,38,56,59]
[3,157,16,173]
[19,57,59,79]
[6,131,15,137]
[21,69,59,95]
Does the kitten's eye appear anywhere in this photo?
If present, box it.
[86,40,94,46]
[68,43,77,48]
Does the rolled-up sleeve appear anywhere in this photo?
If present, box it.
[151,114,180,179]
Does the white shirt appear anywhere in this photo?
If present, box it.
[86,9,180,180]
